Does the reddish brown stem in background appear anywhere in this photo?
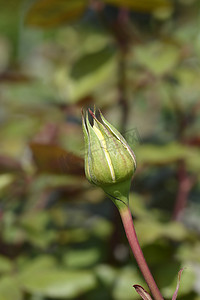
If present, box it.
[115,9,132,132]
[118,51,129,132]
[172,160,195,221]
[120,207,164,300]
[92,2,133,132]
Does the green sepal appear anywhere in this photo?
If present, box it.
[102,179,131,211]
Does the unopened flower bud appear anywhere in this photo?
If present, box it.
[82,108,136,209]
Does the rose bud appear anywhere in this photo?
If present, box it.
[82,108,136,209]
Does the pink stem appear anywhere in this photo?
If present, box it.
[119,207,164,300]
[172,160,194,220]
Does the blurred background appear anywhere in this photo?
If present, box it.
[0,0,200,299]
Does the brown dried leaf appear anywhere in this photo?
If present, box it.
[32,123,59,145]
[0,71,32,84]
[25,0,88,28]
[0,155,23,174]
[133,285,153,300]
[30,143,84,176]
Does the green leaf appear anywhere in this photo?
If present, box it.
[20,212,56,248]
[134,41,180,76]
[20,269,96,298]
[95,264,117,287]
[162,222,188,242]
[0,175,14,197]
[0,0,24,55]
[2,212,25,244]
[25,0,88,28]
[177,242,200,263]
[134,219,164,246]
[186,147,200,174]
[137,143,188,166]
[64,46,117,102]
[70,46,115,80]
[91,217,113,239]
[0,256,13,274]
[137,142,200,173]
[129,193,150,219]
[19,256,57,275]
[112,267,146,300]
[18,256,96,298]
[64,247,101,268]
[0,37,10,72]
[0,276,22,300]
[30,174,85,193]
[155,263,195,298]
[142,243,174,266]
[134,219,188,246]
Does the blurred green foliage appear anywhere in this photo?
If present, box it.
[0,0,200,299]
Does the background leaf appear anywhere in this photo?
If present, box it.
[20,269,96,298]
[30,143,84,175]
[25,0,89,28]
[0,276,22,300]
[104,0,173,14]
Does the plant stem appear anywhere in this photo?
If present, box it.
[172,159,194,220]
[119,206,164,300]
